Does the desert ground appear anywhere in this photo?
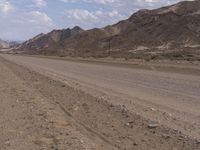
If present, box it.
[0,54,200,150]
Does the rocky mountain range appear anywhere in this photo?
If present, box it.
[17,26,84,55]
[0,39,21,50]
[0,39,10,49]
[15,0,200,60]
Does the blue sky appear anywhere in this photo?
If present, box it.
[0,0,189,41]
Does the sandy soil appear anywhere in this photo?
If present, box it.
[0,55,200,149]
[0,57,102,150]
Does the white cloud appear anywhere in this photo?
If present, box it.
[64,8,126,29]
[0,0,192,40]
[29,11,53,25]
[60,0,186,20]
[0,0,14,13]
[0,0,54,40]
[108,10,120,17]
[66,9,98,21]
[59,0,192,32]
[60,0,119,4]
[34,0,46,8]
[85,0,119,5]
[0,8,55,40]
[59,0,183,6]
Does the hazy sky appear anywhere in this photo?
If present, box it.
[0,0,188,41]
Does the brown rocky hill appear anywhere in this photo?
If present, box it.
[16,0,200,60]
[17,26,84,55]
[0,39,9,49]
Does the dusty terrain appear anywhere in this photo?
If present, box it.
[0,54,200,149]
[0,56,102,150]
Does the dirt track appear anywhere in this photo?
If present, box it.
[0,54,200,149]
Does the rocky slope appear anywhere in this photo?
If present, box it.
[16,0,200,60]
[0,39,9,49]
[17,26,84,55]
[0,39,21,50]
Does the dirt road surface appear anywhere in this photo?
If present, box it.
[0,54,200,150]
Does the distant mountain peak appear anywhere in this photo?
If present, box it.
[0,39,21,49]
[72,26,83,31]
[155,0,200,15]
[0,39,9,49]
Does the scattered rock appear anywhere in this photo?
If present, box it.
[61,84,66,87]
[126,122,133,126]
[148,122,159,129]
[168,113,172,117]
[5,140,10,146]
[133,142,138,146]
[162,134,171,139]
[107,114,111,117]
[51,145,58,150]
[196,139,200,144]
[116,140,121,143]
[54,147,59,150]
[80,139,84,144]
[74,106,79,111]
[109,104,114,107]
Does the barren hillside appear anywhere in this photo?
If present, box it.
[17,26,84,55]
[0,39,9,49]
[16,0,200,60]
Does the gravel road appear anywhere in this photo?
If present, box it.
[1,54,200,114]
[1,54,200,149]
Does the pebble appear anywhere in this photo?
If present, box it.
[133,142,138,146]
[125,121,133,126]
[125,123,130,126]
[196,140,200,144]
[80,139,84,144]
[162,134,170,139]
[61,84,66,87]
[5,140,10,146]
[150,108,156,111]
[148,122,158,129]
[107,114,111,117]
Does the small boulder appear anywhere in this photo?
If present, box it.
[148,122,158,129]
[196,139,200,144]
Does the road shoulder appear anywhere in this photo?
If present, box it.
[0,57,100,150]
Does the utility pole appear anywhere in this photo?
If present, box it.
[108,35,113,56]
[108,38,111,56]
